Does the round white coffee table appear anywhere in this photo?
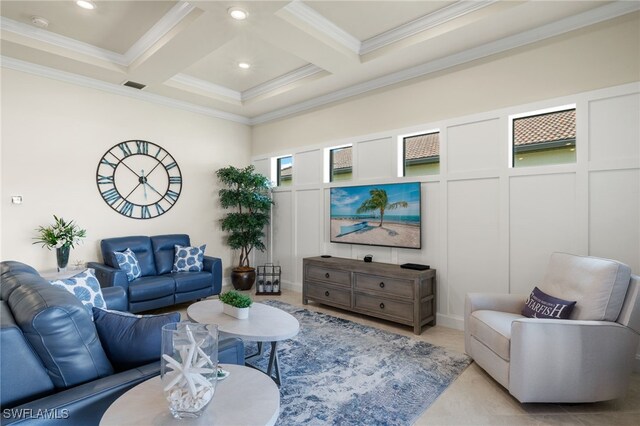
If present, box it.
[100,364,279,426]
[187,300,300,386]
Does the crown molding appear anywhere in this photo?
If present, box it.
[242,64,324,101]
[0,16,126,65]
[360,0,497,55]
[0,2,194,67]
[249,0,640,125]
[1,56,250,125]
[282,1,361,55]
[169,73,242,102]
[123,1,196,64]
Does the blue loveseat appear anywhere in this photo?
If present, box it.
[0,261,243,425]
[88,234,222,313]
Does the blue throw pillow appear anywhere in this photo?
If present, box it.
[114,248,141,281]
[92,308,180,371]
[522,286,576,319]
[172,244,206,272]
[50,268,106,316]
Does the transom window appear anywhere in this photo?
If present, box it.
[329,146,352,182]
[277,156,293,186]
[511,106,576,167]
[402,131,440,177]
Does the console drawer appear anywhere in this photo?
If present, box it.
[306,265,350,288]
[354,273,413,299]
[306,282,351,308]
[354,293,413,322]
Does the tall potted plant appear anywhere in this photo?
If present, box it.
[216,165,273,290]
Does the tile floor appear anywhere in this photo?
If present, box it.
[178,289,640,425]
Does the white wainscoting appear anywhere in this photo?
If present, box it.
[253,82,640,367]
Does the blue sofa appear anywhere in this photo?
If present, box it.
[0,261,243,425]
[88,234,222,313]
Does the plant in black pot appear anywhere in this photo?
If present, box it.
[216,165,273,290]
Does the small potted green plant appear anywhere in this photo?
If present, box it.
[219,290,253,319]
[33,215,87,271]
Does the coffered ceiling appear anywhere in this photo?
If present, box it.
[1,1,638,125]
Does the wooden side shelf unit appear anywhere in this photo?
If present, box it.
[302,256,436,334]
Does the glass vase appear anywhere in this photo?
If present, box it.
[161,322,218,419]
[56,246,70,272]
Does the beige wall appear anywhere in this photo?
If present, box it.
[251,13,640,156]
[1,69,251,273]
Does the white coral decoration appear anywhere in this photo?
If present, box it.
[163,326,216,412]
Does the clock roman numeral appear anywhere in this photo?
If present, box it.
[164,190,179,204]
[101,188,121,205]
[118,201,134,217]
[165,161,177,170]
[169,176,182,185]
[155,203,165,215]
[141,205,151,219]
[118,142,132,157]
[100,158,117,169]
[153,146,166,159]
[97,175,114,184]
[135,141,148,155]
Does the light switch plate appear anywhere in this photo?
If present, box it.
[11,196,23,204]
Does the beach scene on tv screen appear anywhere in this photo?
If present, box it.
[330,182,421,249]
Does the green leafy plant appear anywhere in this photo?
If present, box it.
[216,165,273,269]
[33,215,87,250]
[219,291,253,308]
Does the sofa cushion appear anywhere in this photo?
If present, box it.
[128,276,175,302]
[8,280,113,388]
[1,301,55,408]
[171,271,213,293]
[469,310,524,361]
[541,253,632,321]
[114,248,142,281]
[172,244,206,272]
[151,234,190,275]
[49,269,106,315]
[101,236,157,277]
[521,286,576,319]
[93,308,180,371]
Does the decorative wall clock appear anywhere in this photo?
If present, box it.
[96,140,182,219]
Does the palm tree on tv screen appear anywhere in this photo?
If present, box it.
[356,188,408,227]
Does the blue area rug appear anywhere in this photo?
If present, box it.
[246,300,471,425]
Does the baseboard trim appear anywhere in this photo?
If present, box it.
[436,313,464,331]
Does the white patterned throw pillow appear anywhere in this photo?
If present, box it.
[114,248,141,282]
[172,244,206,272]
[50,268,106,315]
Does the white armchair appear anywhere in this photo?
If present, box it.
[465,252,640,403]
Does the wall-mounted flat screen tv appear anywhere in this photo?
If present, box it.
[330,182,421,249]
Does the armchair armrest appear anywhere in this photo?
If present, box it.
[203,256,222,295]
[465,293,525,317]
[88,262,129,291]
[102,287,127,312]
[510,319,640,402]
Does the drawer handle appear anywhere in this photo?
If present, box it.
[325,291,330,297]
[379,303,385,309]
[325,273,330,279]
[379,282,385,288]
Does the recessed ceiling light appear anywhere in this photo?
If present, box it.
[228,7,248,20]
[31,16,49,28]
[76,1,96,10]
[238,62,251,69]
